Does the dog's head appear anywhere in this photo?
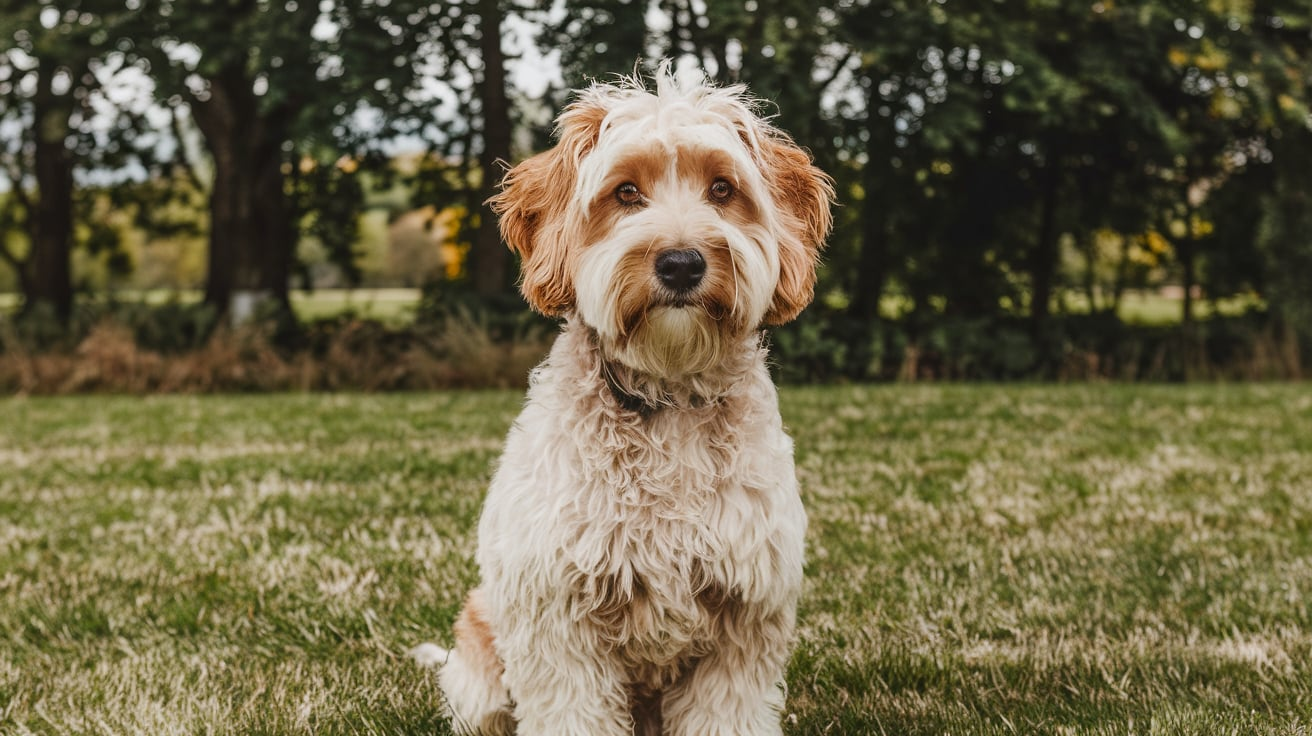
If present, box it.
[490,64,834,378]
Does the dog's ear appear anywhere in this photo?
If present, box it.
[488,148,575,316]
[756,133,835,326]
[489,96,609,316]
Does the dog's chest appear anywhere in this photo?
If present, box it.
[578,528,732,688]
[561,409,767,685]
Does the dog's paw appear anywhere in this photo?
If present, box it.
[408,642,451,668]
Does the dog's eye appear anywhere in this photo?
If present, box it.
[708,179,734,203]
[615,183,643,206]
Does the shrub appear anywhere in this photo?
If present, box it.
[0,303,554,395]
[767,310,1306,383]
[0,298,1303,394]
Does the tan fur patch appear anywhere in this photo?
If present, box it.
[757,134,835,325]
[489,94,611,316]
[452,588,504,685]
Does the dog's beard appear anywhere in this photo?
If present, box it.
[608,305,728,379]
[580,252,743,379]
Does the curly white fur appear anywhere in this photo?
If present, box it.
[423,63,833,735]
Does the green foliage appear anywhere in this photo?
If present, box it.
[3,0,1311,376]
[0,297,557,393]
[0,297,216,354]
[291,158,370,288]
[117,0,481,306]
[768,310,1307,382]
[546,0,1312,366]
[0,0,149,315]
[115,299,218,352]
[415,279,557,344]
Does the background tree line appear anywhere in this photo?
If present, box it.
[1,0,1309,381]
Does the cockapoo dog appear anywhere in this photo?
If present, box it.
[415,65,833,735]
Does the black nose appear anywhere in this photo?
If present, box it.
[654,249,706,293]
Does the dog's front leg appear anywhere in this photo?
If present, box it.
[659,609,794,736]
[498,620,634,736]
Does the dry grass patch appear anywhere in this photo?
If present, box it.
[1,386,1311,734]
[0,316,553,394]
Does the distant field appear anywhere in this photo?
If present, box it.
[290,288,420,323]
[1062,290,1262,325]
[0,288,1262,326]
[1,386,1309,734]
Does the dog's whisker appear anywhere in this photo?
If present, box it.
[725,242,742,316]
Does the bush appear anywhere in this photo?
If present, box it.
[0,301,555,395]
[768,310,1306,383]
[415,280,556,342]
[0,298,217,355]
[0,297,1303,394]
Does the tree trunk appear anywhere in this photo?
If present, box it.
[847,87,889,378]
[1175,175,1200,383]
[1030,151,1061,330]
[1080,232,1098,313]
[202,126,240,313]
[252,136,294,309]
[192,68,295,318]
[1112,233,1130,317]
[467,0,514,298]
[1179,163,1200,331]
[26,61,75,321]
[1180,217,1196,331]
[942,91,1004,316]
[850,205,888,325]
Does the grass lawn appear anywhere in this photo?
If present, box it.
[289,288,421,325]
[1,386,1310,734]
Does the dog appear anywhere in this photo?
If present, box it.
[416,64,833,735]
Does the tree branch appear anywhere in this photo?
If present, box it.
[818,50,859,96]
[681,0,730,83]
[169,106,206,193]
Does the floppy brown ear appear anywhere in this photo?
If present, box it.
[488,97,609,316]
[758,134,835,325]
[488,148,574,316]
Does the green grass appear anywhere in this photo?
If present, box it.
[1,386,1310,734]
[289,288,421,324]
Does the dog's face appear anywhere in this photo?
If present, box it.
[491,69,833,378]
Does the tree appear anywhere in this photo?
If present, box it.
[474,0,1312,375]
[406,0,529,301]
[132,0,446,317]
[1231,1,1312,372]
[0,0,137,320]
[467,0,514,297]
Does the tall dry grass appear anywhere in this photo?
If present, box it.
[2,310,1302,393]
[1052,325,1304,382]
[0,315,554,395]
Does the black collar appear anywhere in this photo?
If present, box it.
[586,325,747,417]
[600,358,661,417]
